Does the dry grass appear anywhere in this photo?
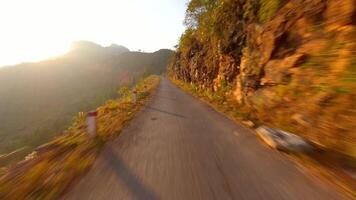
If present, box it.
[0,75,160,200]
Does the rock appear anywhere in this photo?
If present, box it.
[283,53,306,68]
[325,0,355,31]
[261,68,291,85]
[232,75,243,103]
[256,126,283,149]
[256,126,313,153]
[261,53,306,86]
[291,113,310,126]
[25,152,37,161]
[262,61,290,85]
[247,88,279,109]
[277,130,313,153]
[242,120,255,127]
[297,39,328,55]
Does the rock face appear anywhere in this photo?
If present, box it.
[170,0,356,159]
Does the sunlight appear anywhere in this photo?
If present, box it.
[0,41,71,65]
[0,0,185,66]
[0,0,354,199]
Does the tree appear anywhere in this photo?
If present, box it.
[184,0,218,29]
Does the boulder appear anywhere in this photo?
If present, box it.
[277,130,313,153]
[261,53,305,86]
[256,126,313,153]
[291,113,310,126]
[256,126,284,150]
[242,120,255,127]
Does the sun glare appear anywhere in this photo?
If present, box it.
[0,0,185,66]
[1,42,71,66]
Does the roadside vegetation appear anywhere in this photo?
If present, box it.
[0,42,172,168]
[169,76,355,198]
[0,75,160,200]
[169,0,355,197]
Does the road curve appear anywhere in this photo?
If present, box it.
[63,77,345,200]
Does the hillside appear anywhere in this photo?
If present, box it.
[0,76,161,199]
[169,0,355,161]
[0,41,173,165]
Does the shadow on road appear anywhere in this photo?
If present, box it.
[146,106,185,118]
[103,146,158,200]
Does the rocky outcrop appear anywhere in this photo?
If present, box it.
[170,0,356,159]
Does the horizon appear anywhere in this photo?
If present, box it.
[0,0,186,67]
[0,41,173,68]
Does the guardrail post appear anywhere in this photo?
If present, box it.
[86,110,97,137]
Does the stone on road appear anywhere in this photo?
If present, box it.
[63,78,345,200]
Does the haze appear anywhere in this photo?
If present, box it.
[0,0,186,66]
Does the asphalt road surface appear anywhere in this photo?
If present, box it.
[63,77,345,200]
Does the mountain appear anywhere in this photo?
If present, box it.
[66,41,130,60]
[118,49,175,76]
[105,44,130,54]
[0,41,173,165]
[69,41,130,57]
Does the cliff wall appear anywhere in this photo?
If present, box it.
[170,0,356,158]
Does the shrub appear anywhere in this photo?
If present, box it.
[258,0,281,23]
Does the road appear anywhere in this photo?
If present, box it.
[63,77,345,200]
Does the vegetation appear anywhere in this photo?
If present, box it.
[170,76,356,198]
[0,75,160,200]
[170,78,251,122]
[258,0,281,23]
[170,0,355,197]
[171,0,356,156]
[0,42,172,167]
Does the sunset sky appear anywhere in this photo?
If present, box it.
[0,0,186,66]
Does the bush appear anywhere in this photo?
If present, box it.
[258,0,281,23]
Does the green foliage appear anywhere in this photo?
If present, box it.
[334,86,351,94]
[178,28,196,51]
[172,1,356,194]
[301,39,342,70]
[312,83,328,92]
[258,0,281,23]
[173,0,252,86]
[118,86,130,98]
[243,0,260,22]
[342,57,356,84]
[171,77,251,122]
[219,79,232,94]
[184,0,218,29]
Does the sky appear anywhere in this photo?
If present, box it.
[0,0,187,66]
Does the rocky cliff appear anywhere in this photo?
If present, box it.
[169,0,355,159]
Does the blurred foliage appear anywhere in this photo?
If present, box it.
[170,77,251,121]
[0,75,160,200]
[258,0,281,23]
[173,0,356,157]
[118,86,130,98]
[171,0,356,196]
